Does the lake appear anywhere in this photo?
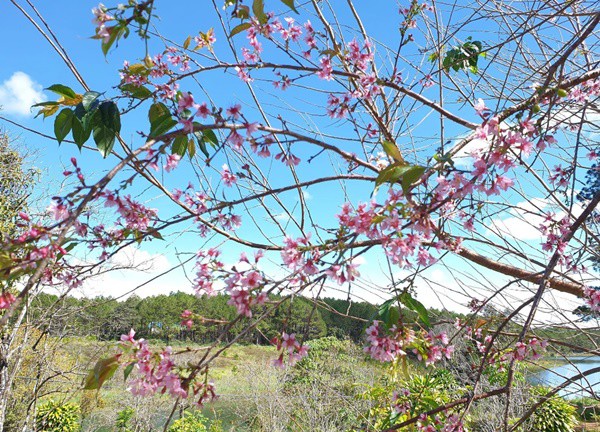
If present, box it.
[529,356,600,399]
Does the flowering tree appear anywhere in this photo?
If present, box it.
[2,0,600,430]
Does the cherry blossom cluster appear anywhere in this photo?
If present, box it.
[224,265,268,317]
[192,248,223,296]
[91,3,114,43]
[280,234,321,282]
[120,329,187,398]
[584,286,600,312]
[271,332,309,368]
[538,213,582,271]
[399,1,434,32]
[0,211,73,289]
[364,320,452,365]
[567,78,600,103]
[180,309,194,329]
[102,191,158,232]
[509,338,548,362]
[192,248,269,317]
[119,329,216,405]
[336,189,443,269]
[0,292,16,310]
[414,331,455,366]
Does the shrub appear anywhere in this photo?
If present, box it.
[519,387,578,432]
[115,407,135,431]
[168,411,209,432]
[35,400,80,432]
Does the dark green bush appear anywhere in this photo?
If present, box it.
[519,387,578,432]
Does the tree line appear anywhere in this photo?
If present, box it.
[27,291,599,355]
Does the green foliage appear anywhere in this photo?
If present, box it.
[168,411,209,432]
[439,37,485,74]
[518,387,578,432]
[0,134,38,242]
[115,407,135,432]
[358,366,463,430]
[34,85,121,157]
[374,163,425,195]
[378,292,430,329]
[36,400,80,432]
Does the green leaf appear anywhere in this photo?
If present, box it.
[183,35,192,50]
[101,25,121,56]
[280,0,298,13]
[197,137,209,158]
[121,83,152,99]
[72,117,91,149]
[235,5,250,19]
[32,101,59,108]
[81,91,102,111]
[252,0,268,23]
[399,292,430,327]
[187,138,196,158]
[400,165,425,194]
[378,298,401,329]
[193,130,217,158]
[46,84,77,99]
[172,135,188,156]
[149,114,177,138]
[381,140,404,164]
[230,22,252,37]
[123,362,135,381]
[377,299,391,324]
[320,49,339,58]
[202,129,218,147]
[98,101,121,133]
[148,102,170,124]
[54,108,73,144]
[375,163,409,188]
[83,355,120,390]
[93,125,116,157]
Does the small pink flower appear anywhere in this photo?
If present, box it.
[120,328,136,344]
[226,104,242,119]
[221,164,237,187]
[47,200,69,221]
[0,292,16,309]
[164,154,181,172]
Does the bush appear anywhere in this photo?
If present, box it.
[168,410,222,432]
[115,407,135,431]
[35,400,80,432]
[519,387,578,432]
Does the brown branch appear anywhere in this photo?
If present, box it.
[455,247,585,297]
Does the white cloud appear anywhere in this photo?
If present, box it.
[74,246,187,299]
[0,72,46,117]
[486,197,587,242]
[274,212,291,223]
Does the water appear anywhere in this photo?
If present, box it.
[529,356,600,399]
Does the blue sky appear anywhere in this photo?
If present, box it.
[0,1,595,323]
